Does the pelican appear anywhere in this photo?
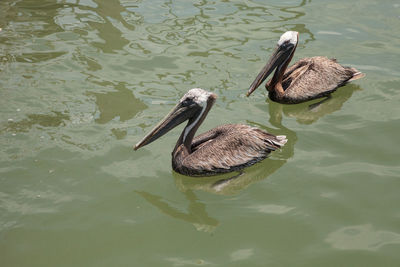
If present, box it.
[134,88,287,177]
[246,31,365,104]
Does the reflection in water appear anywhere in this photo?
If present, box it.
[87,0,133,53]
[1,111,69,133]
[136,190,219,233]
[0,0,64,38]
[87,81,147,124]
[14,51,68,64]
[276,0,310,21]
[273,0,315,45]
[172,159,284,195]
[0,0,66,65]
[267,84,361,124]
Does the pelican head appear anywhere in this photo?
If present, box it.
[246,31,299,96]
[134,88,217,150]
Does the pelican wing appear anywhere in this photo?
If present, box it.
[282,58,310,81]
[283,57,358,102]
[182,124,286,176]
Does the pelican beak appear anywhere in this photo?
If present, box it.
[134,102,198,150]
[246,41,296,97]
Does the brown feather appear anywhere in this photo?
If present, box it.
[172,124,286,176]
[269,56,363,104]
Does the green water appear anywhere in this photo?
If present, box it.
[1,0,400,266]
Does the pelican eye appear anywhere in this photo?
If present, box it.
[181,97,194,107]
[281,40,294,50]
[281,41,290,48]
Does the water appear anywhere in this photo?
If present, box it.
[1,0,400,266]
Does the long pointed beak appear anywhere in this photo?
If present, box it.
[134,103,196,150]
[246,46,293,97]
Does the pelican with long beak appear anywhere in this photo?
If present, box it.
[135,88,287,176]
[246,31,365,104]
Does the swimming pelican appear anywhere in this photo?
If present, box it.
[134,88,287,176]
[246,31,365,104]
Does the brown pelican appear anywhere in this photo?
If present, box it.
[134,88,287,177]
[246,31,365,104]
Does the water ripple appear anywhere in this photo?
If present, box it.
[326,224,400,251]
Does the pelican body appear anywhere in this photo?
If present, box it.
[247,31,365,104]
[134,88,287,177]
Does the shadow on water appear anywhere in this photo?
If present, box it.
[268,84,362,125]
[135,190,219,233]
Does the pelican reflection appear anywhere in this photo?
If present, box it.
[135,190,218,233]
[267,83,362,125]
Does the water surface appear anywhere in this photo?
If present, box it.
[1,0,400,266]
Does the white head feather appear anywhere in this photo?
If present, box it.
[277,31,298,46]
[180,88,211,107]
